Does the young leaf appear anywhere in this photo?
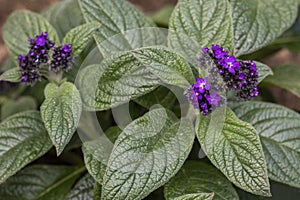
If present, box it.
[78,0,162,55]
[0,111,52,184]
[66,173,95,200]
[102,108,195,199]
[62,22,101,56]
[196,107,271,196]
[231,101,300,189]
[168,0,233,62]
[164,161,238,200]
[262,65,300,98]
[43,0,84,40]
[3,10,59,60]
[172,193,214,200]
[0,165,85,200]
[0,68,21,82]
[255,62,273,83]
[1,96,37,120]
[231,0,298,56]
[41,82,82,155]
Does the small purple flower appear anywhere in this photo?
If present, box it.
[50,44,73,72]
[36,35,47,46]
[200,102,209,115]
[212,44,228,59]
[205,91,220,106]
[186,76,221,115]
[202,47,209,53]
[194,77,210,93]
[238,73,245,80]
[223,56,240,74]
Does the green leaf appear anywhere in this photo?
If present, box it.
[148,5,174,27]
[255,62,273,83]
[134,86,177,109]
[77,54,159,111]
[3,10,59,60]
[169,0,297,58]
[66,173,95,200]
[172,193,214,200]
[168,0,233,63]
[78,0,162,55]
[82,126,121,184]
[78,47,193,111]
[104,126,122,143]
[0,165,85,200]
[94,182,102,200]
[196,107,271,196]
[1,96,37,120]
[82,136,114,184]
[79,0,154,30]
[0,111,52,184]
[41,82,82,155]
[132,47,195,88]
[231,0,298,56]
[231,101,300,189]
[0,68,21,82]
[43,0,84,40]
[62,22,101,56]
[164,161,239,200]
[102,108,195,199]
[262,65,300,98]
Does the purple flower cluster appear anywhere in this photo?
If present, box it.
[202,45,259,100]
[28,32,55,66]
[17,32,73,85]
[18,32,54,85]
[186,77,221,115]
[50,44,73,72]
[18,55,41,85]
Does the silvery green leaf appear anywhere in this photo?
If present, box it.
[196,107,271,196]
[41,82,82,155]
[0,111,52,183]
[232,101,300,188]
[102,108,195,199]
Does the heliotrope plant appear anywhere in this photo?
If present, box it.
[0,0,299,199]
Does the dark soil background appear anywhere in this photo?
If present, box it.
[1,0,300,110]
